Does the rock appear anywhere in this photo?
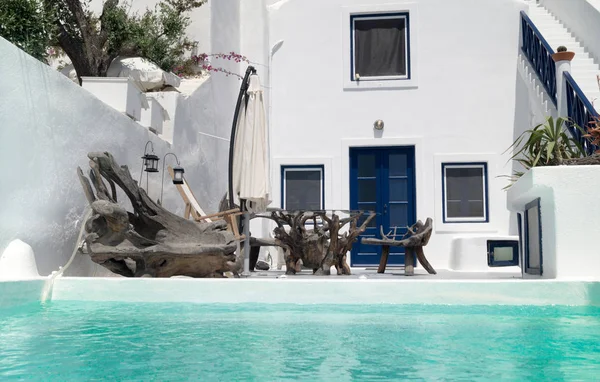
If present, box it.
[255,260,270,271]
[107,57,181,91]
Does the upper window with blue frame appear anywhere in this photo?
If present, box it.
[351,12,410,81]
[442,163,489,223]
[281,165,324,211]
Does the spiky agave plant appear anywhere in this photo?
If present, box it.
[502,116,585,189]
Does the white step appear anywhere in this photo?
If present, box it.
[569,63,598,71]
[525,3,600,113]
[571,58,598,67]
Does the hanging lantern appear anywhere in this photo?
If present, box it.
[144,153,160,173]
[172,165,185,184]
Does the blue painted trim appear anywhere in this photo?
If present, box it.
[524,198,543,276]
[349,146,417,267]
[520,11,555,55]
[280,165,325,210]
[564,72,600,155]
[517,213,524,276]
[487,240,519,267]
[520,11,557,106]
[350,12,411,82]
[441,162,489,224]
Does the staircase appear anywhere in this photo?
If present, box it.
[525,1,600,109]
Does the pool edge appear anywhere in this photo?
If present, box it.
[49,278,600,306]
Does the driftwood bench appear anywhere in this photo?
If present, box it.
[362,218,436,276]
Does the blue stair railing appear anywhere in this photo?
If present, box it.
[564,72,599,155]
[520,11,557,106]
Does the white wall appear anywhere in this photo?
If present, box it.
[0,37,227,276]
[263,0,529,268]
[210,0,244,136]
[170,77,231,212]
[507,166,600,279]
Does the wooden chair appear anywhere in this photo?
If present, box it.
[167,166,244,240]
[362,218,436,276]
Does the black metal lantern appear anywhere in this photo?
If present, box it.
[172,165,185,184]
[139,141,160,187]
[144,153,160,173]
[160,152,185,204]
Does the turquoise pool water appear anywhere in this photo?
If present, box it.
[0,302,599,381]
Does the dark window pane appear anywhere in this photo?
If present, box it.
[389,153,407,176]
[357,213,377,228]
[358,154,376,177]
[445,169,464,201]
[527,205,541,269]
[354,16,407,77]
[389,178,407,202]
[445,166,486,219]
[389,203,408,228]
[358,179,377,202]
[285,169,322,210]
[467,200,484,217]
[446,200,462,218]
[464,168,484,200]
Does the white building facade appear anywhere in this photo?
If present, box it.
[219,0,539,270]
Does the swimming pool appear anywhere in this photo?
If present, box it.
[1,301,599,380]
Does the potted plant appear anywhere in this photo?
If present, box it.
[503,116,585,188]
[552,45,575,62]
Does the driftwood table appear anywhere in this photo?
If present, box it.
[251,210,376,275]
[362,218,436,276]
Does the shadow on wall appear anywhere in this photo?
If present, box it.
[0,37,229,276]
[508,71,542,235]
[167,76,233,215]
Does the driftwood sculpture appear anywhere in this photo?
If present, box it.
[77,152,240,278]
[362,218,435,276]
[259,210,376,275]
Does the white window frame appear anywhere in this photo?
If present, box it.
[442,163,488,223]
[282,166,325,211]
[342,3,419,90]
[351,13,410,82]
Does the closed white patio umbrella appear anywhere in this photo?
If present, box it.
[228,66,271,275]
[232,72,271,213]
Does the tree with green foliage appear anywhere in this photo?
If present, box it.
[0,0,206,80]
[0,0,53,61]
[49,0,206,79]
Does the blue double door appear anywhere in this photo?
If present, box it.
[350,146,416,267]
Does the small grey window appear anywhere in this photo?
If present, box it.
[442,163,488,223]
[351,13,409,81]
[524,198,542,275]
[487,240,519,267]
[282,166,324,211]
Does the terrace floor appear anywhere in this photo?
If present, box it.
[246,267,523,280]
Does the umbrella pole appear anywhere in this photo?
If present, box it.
[228,66,257,209]
[243,207,251,277]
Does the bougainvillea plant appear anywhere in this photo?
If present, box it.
[172,52,249,79]
[583,117,600,154]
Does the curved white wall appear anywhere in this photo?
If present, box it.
[507,166,600,279]
[0,37,228,276]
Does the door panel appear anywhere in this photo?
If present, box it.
[350,147,416,267]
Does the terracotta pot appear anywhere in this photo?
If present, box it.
[552,51,576,62]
